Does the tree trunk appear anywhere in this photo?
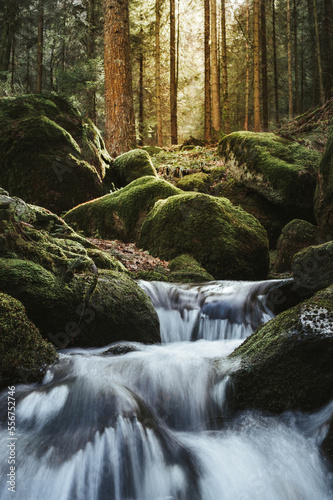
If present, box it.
[10,33,15,92]
[211,0,221,137]
[87,0,97,123]
[260,0,268,130]
[104,0,136,156]
[253,0,261,132]
[312,0,325,104]
[221,0,230,134]
[170,0,178,144]
[245,0,250,131]
[156,0,163,146]
[138,31,144,147]
[293,0,299,115]
[324,0,333,99]
[0,0,15,79]
[36,0,44,94]
[287,0,293,118]
[272,0,279,124]
[204,0,211,142]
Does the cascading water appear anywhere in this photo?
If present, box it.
[0,280,332,500]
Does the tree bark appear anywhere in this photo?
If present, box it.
[156,0,163,146]
[138,29,144,146]
[245,0,250,131]
[36,0,44,94]
[170,0,178,144]
[211,0,221,137]
[204,0,211,142]
[272,0,279,124]
[253,0,261,131]
[260,0,268,130]
[87,0,97,123]
[0,0,15,79]
[221,0,230,134]
[312,0,325,104]
[293,0,299,115]
[104,0,136,156]
[287,0,293,118]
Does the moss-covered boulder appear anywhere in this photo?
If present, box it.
[168,254,214,282]
[218,132,321,220]
[0,94,112,213]
[292,240,333,296]
[275,219,327,273]
[314,127,333,229]
[0,193,160,347]
[138,192,270,280]
[64,176,182,242]
[107,149,158,188]
[230,285,333,414]
[0,293,57,388]
[176,172,212,193]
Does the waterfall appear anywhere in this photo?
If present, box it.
[0,280,332,500]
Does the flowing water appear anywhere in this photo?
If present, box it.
[0,280,332,500]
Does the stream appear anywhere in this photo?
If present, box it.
[0,279,332,499]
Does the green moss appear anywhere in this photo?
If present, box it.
[314,128,333,228]
[230,285,333,413]
[168,254,214,282]
[111,149,158,187]
[86,248,127,272]
[138,192,269,280]
[0,94,110,213]
[176,173,211,193]
[64,176,182,242]
[275,219,326,273]
[292,240,333,295]
[218,132,321,219]
[0,292,57,388]
[141,146,163,156]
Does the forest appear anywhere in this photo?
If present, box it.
[1,0,332,153]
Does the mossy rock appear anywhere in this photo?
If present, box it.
[176,172,212,193]
[0,258,160,347]
[64,176,182,242]
[314,127,333,229]
[275,219,328,273]
[107,149,158,188]
[0,193,159,347]
[0,292,57,388]
[0,94,112,213]
[168,254,214,282]
[230,285,333,415]
[292,240,333,296]
[218,132,321,220]
[138,192,270,280]
[140,146,164,156]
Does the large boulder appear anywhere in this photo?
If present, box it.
[314,127,333,229]
[0,193,160,347]
[218,132,321,220]
[275,219,328,273]
[292,240,333,297]
[0,292,57,388]
[0,94,112,213]
[138,192,270,280]
[230,285,333,414]
[177,171,291,249]
[168,254,214,282]
[64,176,182,242]
[106,149,158,188]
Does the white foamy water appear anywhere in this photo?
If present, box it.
[0,279,332,500]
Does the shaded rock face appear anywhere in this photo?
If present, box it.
[106,149,158,188]
[0,193,160,348]
[314,129,333,229]
[0,94,112,213]
[0,293,57,388]
[218,132,321,221]
[64,176,182,242]
[230,285,333,415]
[138,192,270,280]
[292,240,333,297]
[275,219,329,273]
